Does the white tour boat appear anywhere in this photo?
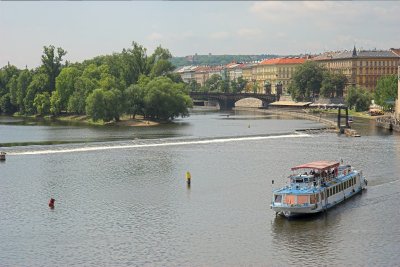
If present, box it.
[271,160,367,217]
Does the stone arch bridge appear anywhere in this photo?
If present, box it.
[189,92,278,110]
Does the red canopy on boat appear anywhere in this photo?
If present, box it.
[291,161,339,171]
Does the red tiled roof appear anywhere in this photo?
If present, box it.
[259,57,306,65]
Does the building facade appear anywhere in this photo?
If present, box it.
[175,66,198,83]
[313,47,400,92]
[253,57,306,94]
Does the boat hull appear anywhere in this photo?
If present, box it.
[271,186,364,218]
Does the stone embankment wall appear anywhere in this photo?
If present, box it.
[376,116,400,131]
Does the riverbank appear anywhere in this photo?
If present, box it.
[56,115,160,127]
[308,109,376,119]
[11,114,160,127]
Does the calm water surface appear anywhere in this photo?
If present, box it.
[0,110,399,266]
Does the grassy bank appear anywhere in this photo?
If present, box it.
[308,109,379,119]
[12,113,160,127]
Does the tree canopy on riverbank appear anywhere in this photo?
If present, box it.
[288,61,347,101]
[0,42,193,122]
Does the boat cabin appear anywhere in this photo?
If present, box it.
[289,160,340,187]
[0,152,6,161]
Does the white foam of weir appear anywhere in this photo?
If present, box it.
[9,133,309,156]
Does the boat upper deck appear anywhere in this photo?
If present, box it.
[291,161,340,172]
[274,162,357,195]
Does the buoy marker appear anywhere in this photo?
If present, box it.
[186,171,191,187]
[49,198,55,209]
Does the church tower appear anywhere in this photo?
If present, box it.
[352,45,357,57]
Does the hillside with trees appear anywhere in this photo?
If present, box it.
[170,54,280,67]
[0,42,192,123]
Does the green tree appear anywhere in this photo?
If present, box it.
[67,90,86,114]
[0,63,19,97]
[166,72,183,83]
[85,89,106,122]
[236,77,248,93]
[186,80,201,92]
[24,73,49,115]
[0,93,17,114]
[320,72,335,98]
[55,66,81,110]
[219,79,230,93]
[205,74,222,92]
[374,75,397,111]
[120,41,149,86]
[125,84,145,118]
[332,73,347,97]
[33,92,51,115]
[41,45,67,92]
[16,70,32,113]
[50,91,62,115]
[142,77,192,120]
[345,86,371,112]
[103,89,125,121]
[8,75,18,107]
[252,82,259,94]
[289,61,324,101]
[148,46,175,78]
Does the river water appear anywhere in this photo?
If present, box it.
[0,110,399,266]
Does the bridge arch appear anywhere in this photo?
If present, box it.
[189,92,277,110]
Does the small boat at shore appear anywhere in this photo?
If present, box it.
[270,160,367,218]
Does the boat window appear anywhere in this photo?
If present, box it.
[284,195,296,204]
[321,192,324,200]
[310,194,317,204]
[295,178,303,183]
[297,195,308,204]
[303,178,308,183]
[274,194,282,203]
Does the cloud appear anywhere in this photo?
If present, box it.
[210,31,230,40]
[249,1,400,24]
[147,32,163,41]
[237,28,262,38]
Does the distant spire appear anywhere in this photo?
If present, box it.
[352,45,357,57]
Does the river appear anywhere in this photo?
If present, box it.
[0,109,399,266]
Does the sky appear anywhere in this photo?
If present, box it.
[1,1,399,68]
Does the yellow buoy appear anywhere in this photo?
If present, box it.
[186,171,191,186]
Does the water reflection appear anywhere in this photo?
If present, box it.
[271,213,336,264]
